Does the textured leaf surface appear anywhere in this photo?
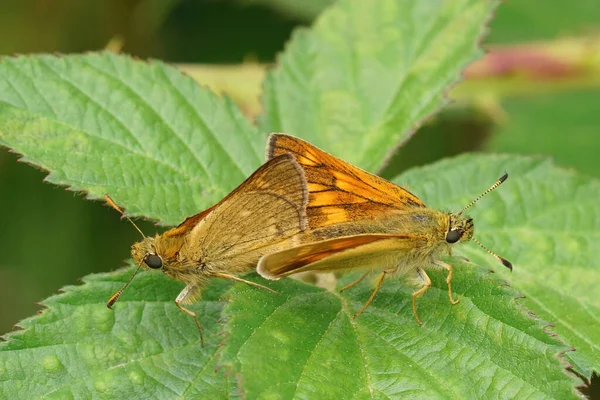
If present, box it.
[260,0,497,172]
[0,52,264,224]
[0,268,236,399]
[219,154,582,399]
[410,155,600,380]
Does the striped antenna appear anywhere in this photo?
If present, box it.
[107,262,144,309]
[105,195,146,239]
[105,194,147,308]
[471,237,513,271]
[457,172,508,216]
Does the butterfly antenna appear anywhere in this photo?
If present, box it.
[107,261,143,308]
[457,172,508,216]
[105,194,147,308]
[105,195,146,239]
[471,237,513,271]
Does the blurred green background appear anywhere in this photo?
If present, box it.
[0,0,599,340]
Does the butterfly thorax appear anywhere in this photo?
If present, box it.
[154,233,207,281]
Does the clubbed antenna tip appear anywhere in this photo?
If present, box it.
[471,237,513,272]
[500,257,513,271]
[106,263,143,309]
[499,171,508,184]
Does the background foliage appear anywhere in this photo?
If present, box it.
[0,0,598,398]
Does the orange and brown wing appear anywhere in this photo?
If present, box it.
[188,154,310,265]
[257,233,424,279]
[165,152,308,239]
[266,134,424,229]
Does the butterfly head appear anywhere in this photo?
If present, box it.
[445,214,474,244]
[131,237,164,271]
[447,172,512,271]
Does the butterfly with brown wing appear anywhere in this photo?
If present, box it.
[258,134,512,325]
[106,153,308,346]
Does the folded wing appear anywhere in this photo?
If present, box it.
[190,154,309,267]
[257,233,425,279]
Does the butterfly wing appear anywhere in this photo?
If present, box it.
[257,233,426,279]
[266,133,425,228]
[185,154,309,272]
[164,151,307,238]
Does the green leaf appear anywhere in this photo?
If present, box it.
[399,154,600,380]
[219,154,582,399]
[0,268,236,399]
[1,0,591,397]
[260,0,497,172]
[0,52,264,224]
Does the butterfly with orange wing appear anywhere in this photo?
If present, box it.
[258,134,512,324]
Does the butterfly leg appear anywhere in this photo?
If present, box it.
[175,285,204,347]
[412,268,432,325]
[434,260,460,305]
[211,272,278,294]
[340,271,370,293]
[353,270,392,319]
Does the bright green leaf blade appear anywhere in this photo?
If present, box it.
[219,155,581,399]
[220,267,577,399]
[259,0,497,172]
[398,154,600,380]
[0,268,236,399]
[0,52,264,224]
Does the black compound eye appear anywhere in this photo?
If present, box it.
[145,254,163,269]
[446,229,462,244]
